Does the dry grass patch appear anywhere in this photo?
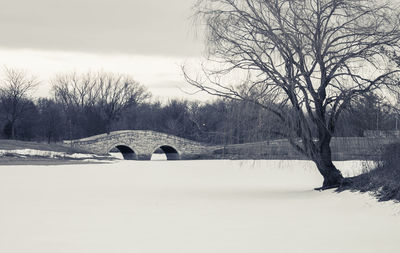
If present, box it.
[338,142,400,202]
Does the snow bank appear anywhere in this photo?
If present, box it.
[0,148,104,160]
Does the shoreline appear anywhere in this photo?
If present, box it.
[0,156,114,166]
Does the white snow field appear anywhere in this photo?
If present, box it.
[0,160,399,253]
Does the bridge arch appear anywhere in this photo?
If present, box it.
[108,144,137,160]
[152,145,180,160]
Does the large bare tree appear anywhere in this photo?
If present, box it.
[0,67,39,139]
[185,0,400,189]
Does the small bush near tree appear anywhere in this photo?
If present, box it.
[338,143,400,201]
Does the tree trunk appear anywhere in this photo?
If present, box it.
[10,121,16,140]
[47,131,52,144]
[315,159,344,189]
[313,138,344,189]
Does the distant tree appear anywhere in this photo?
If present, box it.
[188,99,281,144]
[336,93,393,136]
[117,102,163,131]
[14,100,39,141]
[185,0,400,188]
[0,67,39,139]
[52,72,150,137]
[159,100,191,136]
[96,73,151,133]
[36,98,66,143]
[188,100,240,143]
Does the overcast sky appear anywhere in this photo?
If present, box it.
[3,0,397,101]
[0,0,205,100]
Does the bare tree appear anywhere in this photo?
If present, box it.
[52,72,99,113]
[184,0,400,189]
[0,67,39,139]
[37,98,66,143]
[96,73,151,133]
[52,71,150,136]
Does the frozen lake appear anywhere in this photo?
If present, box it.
[0,160,399,253]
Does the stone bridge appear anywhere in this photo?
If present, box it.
[64,130,217,160]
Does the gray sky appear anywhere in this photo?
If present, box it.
[0,0,202,56]
[0,0,206,100]
[6,0,396,101]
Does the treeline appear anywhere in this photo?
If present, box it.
[0,68,399,144]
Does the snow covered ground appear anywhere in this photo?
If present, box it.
[0,160,399,253]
